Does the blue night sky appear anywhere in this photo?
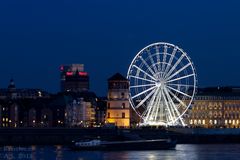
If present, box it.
[0,0,240,96]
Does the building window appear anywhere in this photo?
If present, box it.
[108,103,110,109]
[198,119,201,125]
[122,103,125,109]
[214,119,217,125]
[190,119,193,124]
[122,113,125,118]
[225,120,228,125]
[121,92,124,98]
[194,119,197,125]
[107,112,110,118]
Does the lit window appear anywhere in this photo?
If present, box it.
[233,120,235,125]
[190,119,193,124]
[2,118,5,122]
[209,120,213,124]
[225,120,228,124]
[198,119,201,124]
[214,120,217,125]
[202,119,205,125]
[194,119,197,125]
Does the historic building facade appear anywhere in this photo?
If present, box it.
[106,73,130,128]
[187,87,240,128]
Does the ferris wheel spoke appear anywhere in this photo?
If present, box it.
[130,83,155,89]
[135,88,156,109]
[166,85,192,98]
[168,83,194,88]
[146,49,158,74]
[162,88,174,122]
[145,87,159,121]
[164,54,185,79]
[163,48,177,77]
[166,73,195,83]
[149,87,161,122]
[154,88,162,121]
[161,45,168,77]
[167,88,188,109]
[162,88,176,121]
[165,63,191,81]
[132,65,157,81]
[163,87,184,124]
[129,75,156,83]
[139,56,156,77]
[155,46,161,72]
[132,85,156,99]
[151,87,162,121]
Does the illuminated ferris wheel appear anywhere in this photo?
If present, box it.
[127,42,197,126]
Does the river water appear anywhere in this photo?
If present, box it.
[0,144,240,160]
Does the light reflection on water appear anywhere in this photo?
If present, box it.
[1,144,240,160]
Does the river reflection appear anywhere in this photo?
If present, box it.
[1,144,240,160]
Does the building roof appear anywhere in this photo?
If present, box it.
[108,73,127,81]
[196,86,240,97]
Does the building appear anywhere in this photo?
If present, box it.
[0,79,50,99]
[95,97,107,126]
[60,64,89,92]
[106,73,130,128]
[0,95,67,128]
[64,91,97,127]
[187,87,240,128]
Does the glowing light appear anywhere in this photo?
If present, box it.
[79,72,88,76]
[66,72,73,76]
[60,65,64,71]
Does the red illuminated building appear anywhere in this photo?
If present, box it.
[60,64,89,92]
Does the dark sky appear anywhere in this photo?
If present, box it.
[0,0,240,96]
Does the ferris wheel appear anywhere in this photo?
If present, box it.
[127,42,197,126]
